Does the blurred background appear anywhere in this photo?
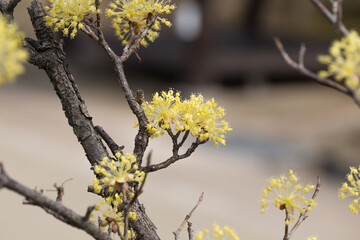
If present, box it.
[2,0,360,239]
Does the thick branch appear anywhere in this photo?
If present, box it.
[0,163,112,240]
[0,0,22,21]
[25,0,109,165]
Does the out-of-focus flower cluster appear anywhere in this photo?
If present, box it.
[195,224,240,240]
[306,236,318,240]
[106,0,175,46]
[44,0,97,38]
[318,30,360,94]
[0,16,28,85]
[91,199,136,238]
[142,90,232,146]
[260,170,316,225]
[92,153,145,206]
[339,166,360,214]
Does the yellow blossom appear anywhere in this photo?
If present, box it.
[91,200,136,238]
[175,94,232,146]
[142,90,181,137]
[318,30,360,93]
[196,224,240,240]
[44,0,96,38]
[260,170,316,224]
[92,153,145,205]
[339,166,360,214]
[306,236,318,240]
[106,0,175,46]
[0,16,28,85]
[142,90,232,146]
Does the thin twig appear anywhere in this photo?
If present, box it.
[273,37,354,97]
[309,0,349,36]
[173,193,204,240]
[46,178,73,202]
[287,176,321,239]
[144,139,206,172]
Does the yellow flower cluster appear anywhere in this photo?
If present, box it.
[306,236,318,240]
[318,31,360,94]
[195,224,240,240]
[91,200,136,238]
[260,170,316,225]
[142,90,232,146]
[106,0,175,46]
[0,16,28,85]
[44,0,97,38]
[92,153,145,205]
[339,166,360,214]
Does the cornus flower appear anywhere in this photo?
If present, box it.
[142,90,181,137]
[195,224,240,240]
[176,94,232,146]
[142,90,232,146]
[0,16,28,85]
[339,166,360,214]
[92,153,145,205]
[106,0,175,46]
[260,170,316,225]
[91,200,136,238]
[318,30,360,94]
[44,0,97,38]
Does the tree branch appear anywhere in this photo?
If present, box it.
[273,37,360,107]
[309,0,349,36]
[24,0,109,165]
[25,1,160,239]
[145,138,206,173]
[0,163,112,240]
[173,192,204,240]
[95,126,124,156]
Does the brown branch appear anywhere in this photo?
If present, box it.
[144,138,206,172]
[25,0,109,165]
[173,193,204,240]
[187,222,194,240]
[81,22,149,166]
[0,163,112,240]
[95,126,124,156]
[24,1,159,239]
[0,0,22,21]
[273,37,360,106]
[309,0,349,36]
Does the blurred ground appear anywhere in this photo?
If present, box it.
[2,64,360,240]
[2,0,360,239]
